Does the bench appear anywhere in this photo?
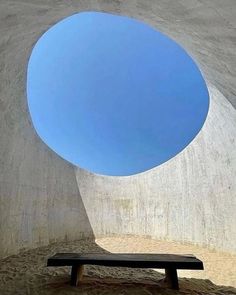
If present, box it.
[47,253,204,290]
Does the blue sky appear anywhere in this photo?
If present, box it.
[27,12,209,176]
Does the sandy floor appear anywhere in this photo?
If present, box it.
[0,236,235,295]
[97,236,236,287]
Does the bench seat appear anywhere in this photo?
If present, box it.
[47,253,204,290]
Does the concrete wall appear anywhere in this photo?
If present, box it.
[76,86,236,253]
[0,0,236,257]
[0,1,95,259]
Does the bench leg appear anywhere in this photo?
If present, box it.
[164,268,179,290]
[71,265,84,286]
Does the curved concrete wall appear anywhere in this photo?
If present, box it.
[76,86,236,253]
[0,2,95,258]
[0,0,236,257]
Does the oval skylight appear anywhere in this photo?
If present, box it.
[27,12,209,176]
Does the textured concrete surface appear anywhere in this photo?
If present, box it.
[76,86,236,253]
[0,0,236,257]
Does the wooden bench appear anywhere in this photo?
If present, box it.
[47,253,204,290]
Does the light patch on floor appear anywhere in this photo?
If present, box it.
[96,235,236,287]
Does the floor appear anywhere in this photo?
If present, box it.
[0,236,235,295]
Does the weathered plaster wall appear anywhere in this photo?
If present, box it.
[76,86,236,253]
[0,0,236,258]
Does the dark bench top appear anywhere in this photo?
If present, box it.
[47,253,204,270]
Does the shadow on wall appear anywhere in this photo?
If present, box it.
[0,24,95,248]
[0,7,95,257]
[0,132,95,258]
